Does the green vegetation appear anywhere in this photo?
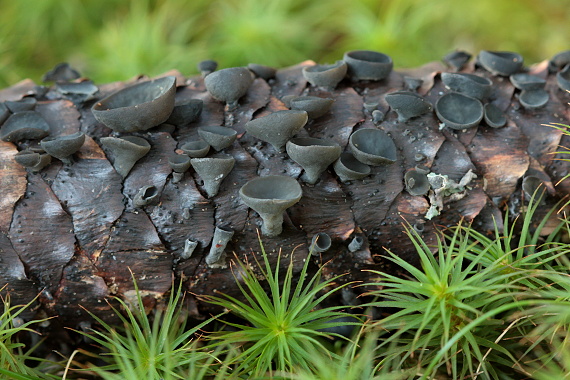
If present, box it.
[0,0,569,87]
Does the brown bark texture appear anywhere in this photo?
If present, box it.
[0,59,569,330]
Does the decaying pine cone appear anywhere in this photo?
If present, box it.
[0,50,569,331]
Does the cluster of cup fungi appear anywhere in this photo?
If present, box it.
[2,49,570,269]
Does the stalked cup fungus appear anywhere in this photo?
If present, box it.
[92,76,176,132]
[0,111,50,142]
[239,175,302,237]
[288,96,334,119]
[4,98,37,113]
[197,125,237,151]
[42,62,80,82]
[509,73,546,91]
[40,132,85,165]
[181,239,198,260]
[483,103,507,128]
[333,152,371,182]
[286,137,341,185]
[190,154,235,198]
[435,92,483,130]
[440,72,492,100]
[204,67,253,110]
[404,168,430,196]
[404,76,423,92]
[206,226,234,268]
[302,60,347,89]
[180,140,210,158]
[198,60,218,77]
[519,89,549,110]
[14,149,51,173]
[550,51,570,71]
[133,185,159,208]
[348,128,397,166]
[310,232,331,254]
[99,136,151,178]
[245,110,308,152]
[0,103,9,125]
[247,63,277,80]
[384,91,432,122]
[348,235,364,252]
[166,99,203,127]
[522,175,546,202]
[556,65,570,92]
[168,154,192,184]
[477,50,523,76]
[442,50,472,71]
[343,50,393,81]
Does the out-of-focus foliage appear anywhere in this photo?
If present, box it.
[0,0,568,86]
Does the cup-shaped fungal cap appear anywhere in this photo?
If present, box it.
[404,169,430,196]
[0,111,50,142]
[551,51,570,70]
[190,155,235,198]
[483,103,507,128]
[40,132,85,164]
[302,60,347,89]
[168,154,192,173]
[100,135,151,178]
[522,175,546,201]
[239,175,302,237]
[204,67,253,109]
[286,137,341,185]
[92,76,176,132]
[14,150,51,173]
[289,96,334,119]
[442,50,472,71]
[435,93,483,130]
[56,80,99,97]
[247,63,277,80]
[42,62,80,82]
[181,239,198,260]
[310,232,331,254]
[198,60,218,77]
[280,95,296,108]
[197,125,237,151]
[166,99,203,127]
[343,50,393,81]
[384,91,432,122]
[477,50,523,76]
[348,235,364,252]
[180,140,210,158]
[0,103,9,125]
[519,89,549,110]
[245,110,308,152]
[404,76,423,92]
[206,226,234,268]
[509,73,546,91]
[133,185,159,208]
[556,65,570,91]
[333,152,371,182]
[440,73,492,100]
[349,128,397,166]
[4,98,37,113]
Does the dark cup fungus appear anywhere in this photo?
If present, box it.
[247,63,277,80]
[404,168,430,196]
[289,96,334,119]
[165,99,203,127]
[245,110,308,152]
[442,50,472,71]
[343,50,393,81]
[206,226,234,268]
[556,65,570,92]
[483,103,507,128]
[0,103,9,125]
[190,155,235,198]
[372,110,384,125]
[0,111,50,142]
[197,126,237,151]
[4,98,37,113]
[519,89,549,110]
[551,51,570,70]
[302,60,347,89]
[509,73,546,91]
[310,232,331,254]
[239,175,303,237]
[198,60,218,77]
[477,50,523,76]
[522,175,546,202]
[133,185,159,208]
[14,150,51,173]
[348,235,364,252]
[384,91,432,122]
[180,140,210,158]
[56,80,99,97]
[333,152,371,182]
[168,154,192,184]
[404,76,423,92]
[440,73,492,100]
[99,136,151,178]
[285,137,341,185]
[42,62,81,82]
[349,128,397,166]
[204,67,254,110]
[435,93,483,130]
[181,239,198,260]
[40,132,85,165]
[91,76,176,132]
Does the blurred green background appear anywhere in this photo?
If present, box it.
[0,0,568,87]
